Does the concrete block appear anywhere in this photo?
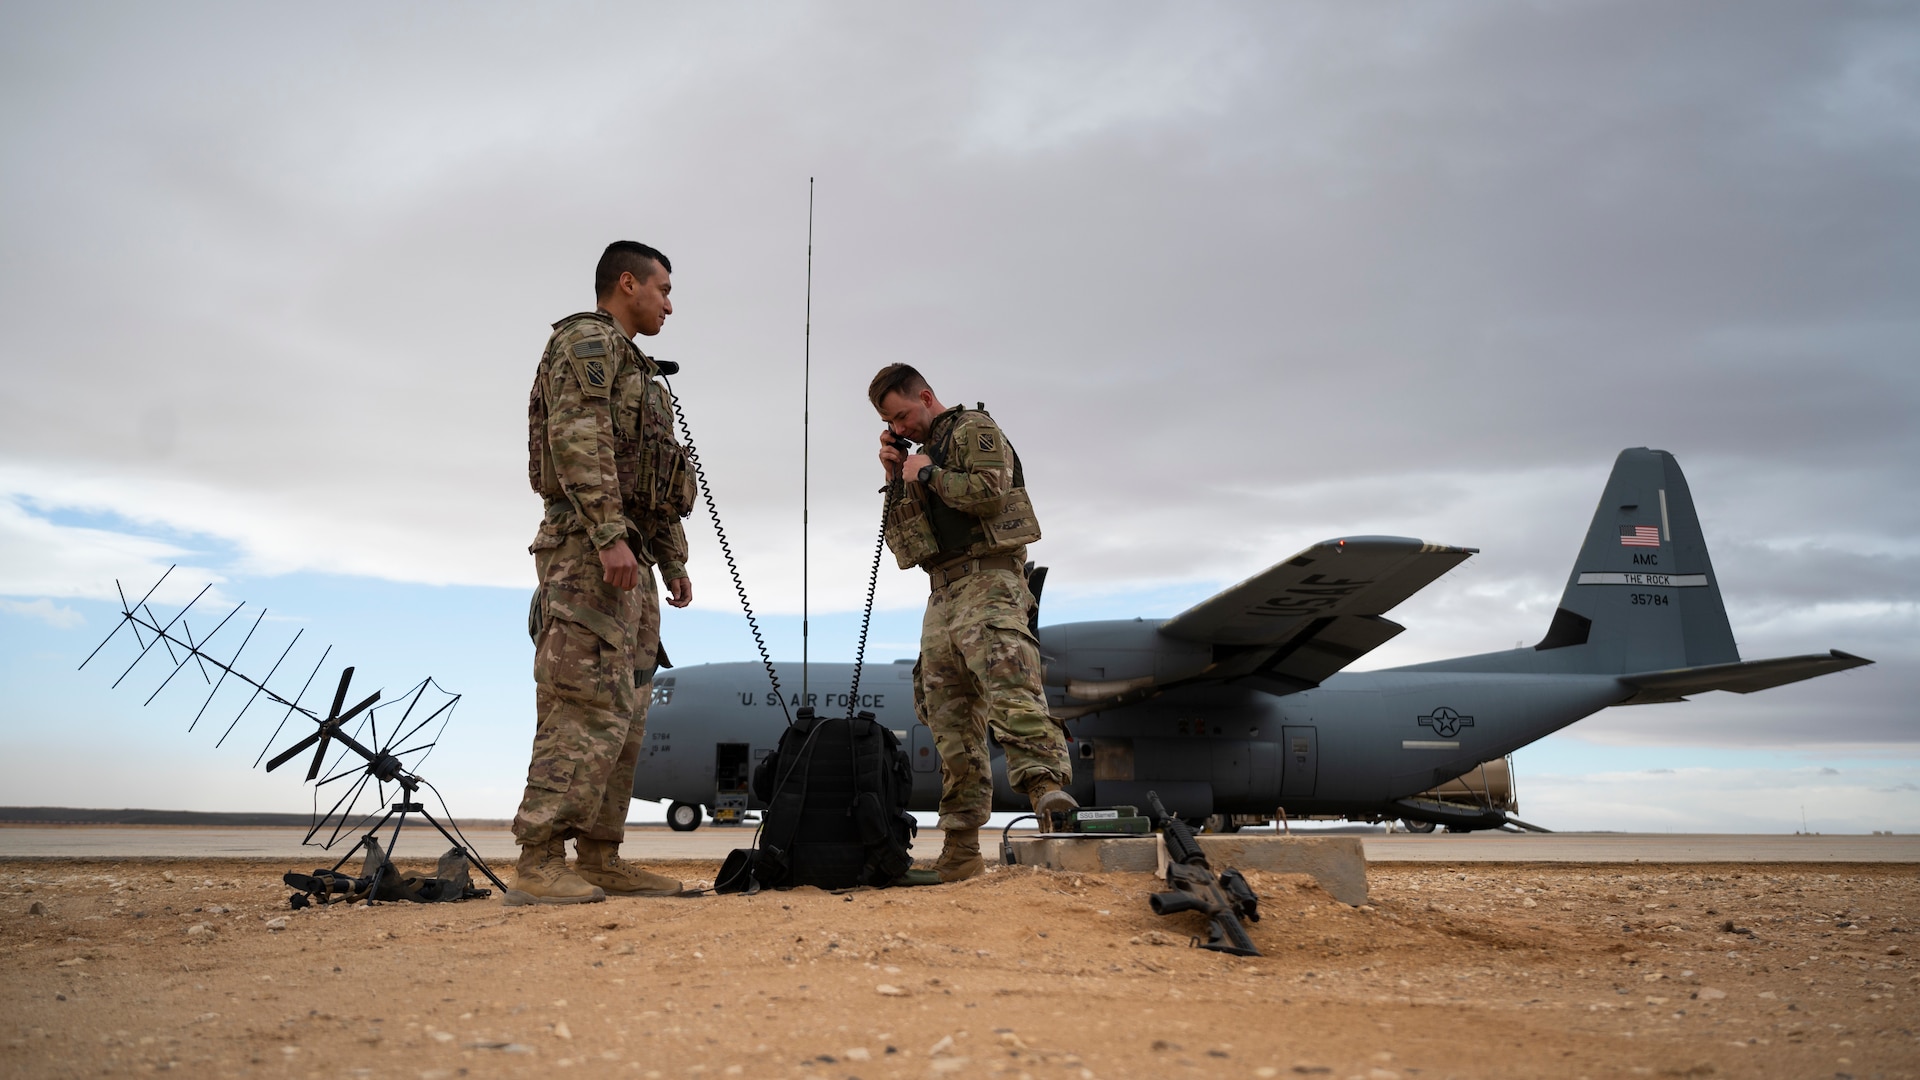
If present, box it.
[1004,834,1369,906]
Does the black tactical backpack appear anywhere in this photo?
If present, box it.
[715,708,916,893]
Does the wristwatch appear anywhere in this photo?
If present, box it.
[917,464,937,485]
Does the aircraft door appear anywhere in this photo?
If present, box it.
[1280,725,1318,799]
[714,743,750,820]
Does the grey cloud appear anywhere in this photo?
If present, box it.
[0,2,1914,755]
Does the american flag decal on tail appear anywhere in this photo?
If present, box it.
[1619,525,1661,547]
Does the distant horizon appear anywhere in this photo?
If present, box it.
[0,805,1902,838]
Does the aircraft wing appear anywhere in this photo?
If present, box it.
[1158,536,1476,691]
[1616,650,1873,705]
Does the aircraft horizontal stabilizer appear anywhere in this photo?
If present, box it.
[1616,650,1873,705]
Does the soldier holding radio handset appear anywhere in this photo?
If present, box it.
[871,364,1074,882]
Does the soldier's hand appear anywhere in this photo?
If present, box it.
[878,429,904,481]
[901,453,932,481]
[666,577,693,608]
[598,540,641,591]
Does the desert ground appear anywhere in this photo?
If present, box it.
[3,850,1916,1080]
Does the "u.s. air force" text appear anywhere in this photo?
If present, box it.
[737,691,887,709]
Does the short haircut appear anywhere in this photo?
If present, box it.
[595,241,672,299]
[868,363,931,410]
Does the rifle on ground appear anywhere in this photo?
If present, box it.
[1144,791,1262,956]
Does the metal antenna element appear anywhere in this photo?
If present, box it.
[77,568,509,896]
[802,176,814,706]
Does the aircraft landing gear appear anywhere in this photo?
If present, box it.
[1203,814,1241,834]
[1400,818,1436,834]
[667,801,703,832]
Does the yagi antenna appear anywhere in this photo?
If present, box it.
[77,567,509,896]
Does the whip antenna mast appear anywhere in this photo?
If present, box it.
[802,177,814,705]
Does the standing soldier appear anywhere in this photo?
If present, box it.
[871,364,1074,882]
[513,241,698,904]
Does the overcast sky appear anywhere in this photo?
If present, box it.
[2,2,1913,830]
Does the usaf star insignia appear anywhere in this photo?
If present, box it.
[1417,707,1474,738]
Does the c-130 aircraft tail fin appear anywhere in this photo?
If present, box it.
[1533,447,1739,674]
[1410,447,1870,695]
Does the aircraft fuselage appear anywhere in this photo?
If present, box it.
[630,654,1627,822]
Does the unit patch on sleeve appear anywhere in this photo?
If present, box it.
[977,431,997,453]
[564,336,613,398]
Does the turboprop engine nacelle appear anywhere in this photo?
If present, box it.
[1038,619,1212,702]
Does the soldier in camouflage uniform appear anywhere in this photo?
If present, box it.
[513,241,698,904]
[871,363,1074,883]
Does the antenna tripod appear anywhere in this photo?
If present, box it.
[261,665,510,898]
[313,778,507,903]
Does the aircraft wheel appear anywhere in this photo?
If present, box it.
[1203,814,1241,834]
[667,801,703,832]
[1401,819,1437,834]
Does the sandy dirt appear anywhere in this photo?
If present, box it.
[3,853,1916,1079]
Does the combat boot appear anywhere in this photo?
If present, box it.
[1026,778,1078,831]
[933,828,984,883]
[508,840,605,905]
[574,838,685,897]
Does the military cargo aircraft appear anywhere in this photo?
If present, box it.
[631,448,1871,832]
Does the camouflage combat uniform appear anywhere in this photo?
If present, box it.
[885,405,1069,832]
[515,310,694,848]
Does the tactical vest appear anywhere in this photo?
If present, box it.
[884,406,1041,570]
[527,311,695,528]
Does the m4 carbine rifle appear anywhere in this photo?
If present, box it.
[1144,790,1261,956]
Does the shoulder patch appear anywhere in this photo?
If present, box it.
[956,413,1008,464]
[557,331,615,399]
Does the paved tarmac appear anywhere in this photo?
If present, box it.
[2,824,1913,863]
